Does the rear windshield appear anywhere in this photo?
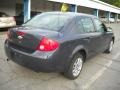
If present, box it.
[23,13,72,31]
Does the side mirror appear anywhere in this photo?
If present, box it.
[102,23,108,32]
[107,27,113,32]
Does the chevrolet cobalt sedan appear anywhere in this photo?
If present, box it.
[5,12,114,79]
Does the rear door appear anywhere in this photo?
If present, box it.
[75,16,103,56]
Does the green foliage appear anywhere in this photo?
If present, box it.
[100,0,120,7]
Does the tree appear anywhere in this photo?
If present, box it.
[100,0,120,8]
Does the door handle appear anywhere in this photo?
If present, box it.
[89,36,94,39]
[83,36,94,40]
[83,37,91,40]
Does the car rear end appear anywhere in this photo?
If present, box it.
[5,27,62,71]
[4,12,73,72]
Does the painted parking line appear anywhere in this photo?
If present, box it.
[82,52,120,90]
[82,60,113,90]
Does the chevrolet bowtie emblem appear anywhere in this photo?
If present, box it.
[18,35,23,40]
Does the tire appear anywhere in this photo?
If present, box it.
[64,53,84,80]
[105,40,114,53]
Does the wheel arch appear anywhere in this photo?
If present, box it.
[78,49,87,62]
[70,45,88,62]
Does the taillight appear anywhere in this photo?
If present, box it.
[37,37,59,51]
[17,31,26,36]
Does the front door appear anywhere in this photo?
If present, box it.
[93,18,110,52]
[79,17,101,56]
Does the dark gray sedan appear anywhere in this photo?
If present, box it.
[4,12,115,79]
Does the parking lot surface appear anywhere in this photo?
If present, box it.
[0,23,120,90]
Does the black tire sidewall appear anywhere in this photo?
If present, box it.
[105,40,113,53]
[64,53,84,79]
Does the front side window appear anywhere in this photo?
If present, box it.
[81,17,95,33]
[94,19,105,33]
[23,13,72,31]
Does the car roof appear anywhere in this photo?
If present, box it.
[41,11,97,18]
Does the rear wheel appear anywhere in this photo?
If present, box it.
[105,40,114,53]
[64,53,84,80]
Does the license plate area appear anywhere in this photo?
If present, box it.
[10,50,20,60]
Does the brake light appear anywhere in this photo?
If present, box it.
[17,31,25,36]
[37,37,59,51]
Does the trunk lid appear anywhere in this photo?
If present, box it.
[8,26,60,52]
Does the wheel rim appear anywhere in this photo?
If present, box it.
[72,57,83,77]
[109,41,113,52]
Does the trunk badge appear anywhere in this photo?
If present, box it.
[18,36,23,40]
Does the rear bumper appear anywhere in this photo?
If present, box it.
[4,40,64,72]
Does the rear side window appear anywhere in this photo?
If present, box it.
[75,17,85,33]
[81,17,95,33]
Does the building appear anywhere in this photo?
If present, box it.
[0,0,120,23]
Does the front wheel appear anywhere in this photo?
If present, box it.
[105,40,114,53]
[64,53,84,80]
